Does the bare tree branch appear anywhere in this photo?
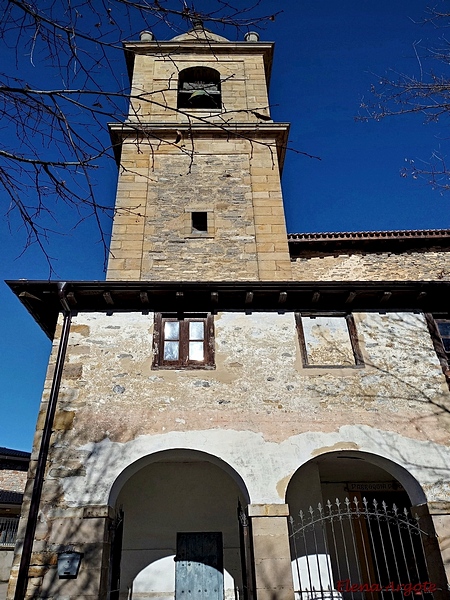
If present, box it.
[359,6,450,192]
[0,0,296,271]
[0,0,324,273]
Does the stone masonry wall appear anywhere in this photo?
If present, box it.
[292,251,450,281]
[140,151,258,280]
[107,136,291,280]
[130,50,270,123]
[0,470,27,494]
[9,310,450,598]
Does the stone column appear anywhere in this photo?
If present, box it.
[248,503,294,600]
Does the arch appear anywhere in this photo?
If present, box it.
[285,449,427,506]
[108,447,250,507]
[285,450,441,599]
[109,448,250,600]
[177,66,221,109]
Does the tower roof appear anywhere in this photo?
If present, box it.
[170,27,230,43]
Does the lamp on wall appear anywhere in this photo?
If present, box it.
[57,551,83,579]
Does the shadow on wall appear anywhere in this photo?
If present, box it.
[114,452,249,600]
[286,451,448,600]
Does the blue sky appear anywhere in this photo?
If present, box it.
[1,0,449,450]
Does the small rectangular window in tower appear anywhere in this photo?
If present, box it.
[153,313,215,369]
[296,313,364,368]
[191,211,208,234]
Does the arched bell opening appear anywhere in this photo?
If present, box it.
[109,449,250,600]
[285,451,447,600]
[177,67,221,109]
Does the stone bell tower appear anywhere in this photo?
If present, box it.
[107,24,292,281]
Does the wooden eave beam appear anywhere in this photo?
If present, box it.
[7,280,450,340]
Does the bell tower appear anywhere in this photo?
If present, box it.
[107,25,292,281]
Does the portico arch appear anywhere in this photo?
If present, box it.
[108,448,250,507]
[109,449,250,600]
[285,451,447,600]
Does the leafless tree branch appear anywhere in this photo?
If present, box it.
[0,0,301,272]
[358,5,450,192]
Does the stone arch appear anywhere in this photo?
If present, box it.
[285,450,446,599]
[285,449,427,507]
[177,66,221,109]
[109,448,250,600]
[108,447,250,507]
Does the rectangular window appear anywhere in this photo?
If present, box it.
[425,314,450,380]
[296,313,364,368]
[153,314,215,369]
[191,211,208,233]
[184,209,214,238]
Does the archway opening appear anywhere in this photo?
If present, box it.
[112,450,249,600]
[286,451,442,599]
[177,67,221,109]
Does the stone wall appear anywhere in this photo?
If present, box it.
[0,470,26,494]
[9,310,450,598]
[291,251,450,281]
[107,137,291,281]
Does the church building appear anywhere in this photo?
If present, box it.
[6,23,450,600]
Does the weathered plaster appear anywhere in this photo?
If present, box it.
[21,309,448,520]
[53,424,450,508]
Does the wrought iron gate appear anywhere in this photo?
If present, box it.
[289,497,434,600]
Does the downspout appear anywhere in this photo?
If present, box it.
[14,283,72,600]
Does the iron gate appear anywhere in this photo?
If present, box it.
[289,497,434,600]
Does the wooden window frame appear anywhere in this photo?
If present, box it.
[296,313,364,369]
[152,313,215,369]
[424,313,450,385]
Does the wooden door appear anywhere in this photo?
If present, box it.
[175,532,224,600]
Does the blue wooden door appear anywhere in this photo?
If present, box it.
[175,532,224,600]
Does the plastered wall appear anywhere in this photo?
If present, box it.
[28,310,450,507]
[9,310,450,598]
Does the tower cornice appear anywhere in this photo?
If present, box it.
[108,121,290,170]
[123,41,274,86]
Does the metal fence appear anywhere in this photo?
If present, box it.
[0,516,19,547]
[289,497,433,600]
